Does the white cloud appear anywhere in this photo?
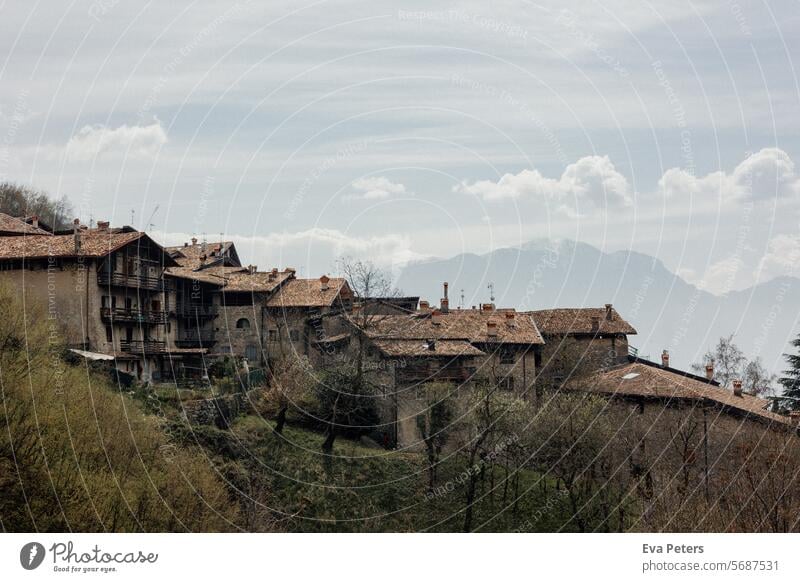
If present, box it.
[156,227,426,280]
[756,234,800,282]
[345,176,407,201]
[65,121,167,161]
[455,155,632,213]
[695,256,744,295]
[659,148,800,203]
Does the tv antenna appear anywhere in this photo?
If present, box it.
[459,289,465,309]
[487,282,495,303]
[146,204,160,232]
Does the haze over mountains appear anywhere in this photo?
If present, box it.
[396,239,800,374]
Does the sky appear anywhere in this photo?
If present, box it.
[1,0,799,294]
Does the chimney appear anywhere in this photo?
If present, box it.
[73,219,81,253]
[505,311,515,320]
[487,320,498,337]
[191,237,198,245]
[320,274,330,291]
[441,282,449,314]
[482,303,495,312]
[661,350,670,368]
[97,220,110,232]
[419,300,430,311]
[285,267,296,274]
[184,242,188,247]
[248,265,257,274]
[733,379,743,397]
[30,215,38,228]
[431,310,442,325]
[591,316,600,332]
[705,360,714,382]
[605,303,613,321]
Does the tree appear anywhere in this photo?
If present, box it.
[337,257,399,375]
[315,362,380,454]
[415,382,457,491]
[269,353,313,434]
[778,334,800,411]
[742,357,776,397]
[0,181,72,229]
[692,334,746,388]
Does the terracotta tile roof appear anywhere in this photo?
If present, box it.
[165,264,247,286]
[365,309,545,345]
[530,306,637,335]
[0,212,53,236]
[222,270,293,293]
[266,277,350,308]
[371,338,486,357]
[580,361,793,427]
[166,241,239,269]
[0,230,149,259]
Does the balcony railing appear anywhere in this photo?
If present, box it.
[174,329,216,347]
[98,271,163,291]
[176,303,217,319]
[119,339,167,354]
[101,307,167,325]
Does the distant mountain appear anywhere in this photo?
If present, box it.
[395,239,800,373]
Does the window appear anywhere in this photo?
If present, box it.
[289,329,300,341]
[245,344,258,362]
[105,325,113,343]
[501,376,515,391]
[236,318,250,329]
[268,329,278,341]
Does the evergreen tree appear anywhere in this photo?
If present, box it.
[778,334,800,411]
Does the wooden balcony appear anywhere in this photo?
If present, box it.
[119,339,167,354]
[101,307,167,325]
[174,329,216,348]
[176,302,217,319]
[98,271,163,291]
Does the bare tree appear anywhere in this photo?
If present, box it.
[692,334,746,388]
[269,353,313,435]
[415,382,457,491]
[0,182,72,229]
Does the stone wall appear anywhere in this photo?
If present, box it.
[181,388,263,428]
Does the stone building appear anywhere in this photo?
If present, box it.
[264,275,354,366]
[0,215,178,381]
[530,304,637,367]
[337,284,545,448]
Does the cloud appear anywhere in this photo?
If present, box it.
[344,176,407,201]
[455,155,632,213]
[65,121,167,161]
[659,148,800,203]
[156,227,425,280]
[756,234,800,282]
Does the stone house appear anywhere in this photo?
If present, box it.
[338,284,545,448]
[264,275,354,366]
[0,216,178,382]
[530,304,637,368]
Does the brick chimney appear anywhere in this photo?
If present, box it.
[487,319,498,337]
[591,316,600,332]
[320,274,330,291]
[605,303,614,321]
[431,310,442,325]
[733,379,743,397]
[97,220,110,232]
[440,282,449,314]
[248,265,257,274]
[661,350,670,368]
[419,300,430,311]
[30,215,38,228]
[482,303,495,312]
[73,218,82,253]
[191,237,198,245]
[705,360,714,382]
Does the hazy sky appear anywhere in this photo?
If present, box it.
[1,0,799,293]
